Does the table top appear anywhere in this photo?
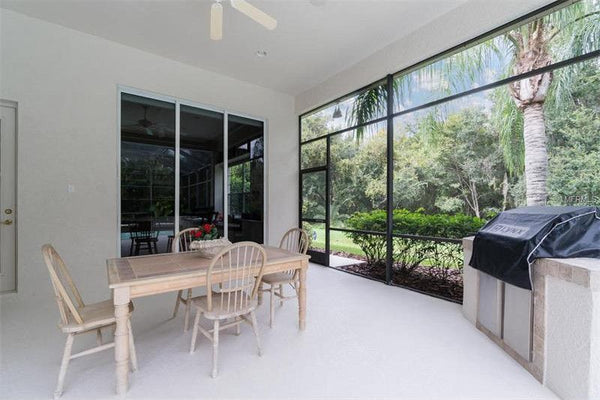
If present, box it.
[107,245,310,289]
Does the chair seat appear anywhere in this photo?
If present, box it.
[191,294,257,320]
[60,300,134,333]
[261,272,296,285]
[134,237,158,243]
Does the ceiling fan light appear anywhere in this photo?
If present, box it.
[332,105,342,119]
[210,2,223,40]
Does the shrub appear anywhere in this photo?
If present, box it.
[390,209,485,238]
[346,208,484,238]
[393,238,434,276]
[345,231,387,267]
[346,209,485,268]
[301,222,315,249]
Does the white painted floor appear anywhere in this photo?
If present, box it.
[329,254,366,268]
[1,264,558,400]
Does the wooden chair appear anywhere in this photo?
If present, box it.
[171,227,201,331]
[129,220,159,256]
[41,244,137,399]
[259,228,309,327]
[189,242,266,378]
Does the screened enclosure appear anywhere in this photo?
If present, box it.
[299,0,600,302]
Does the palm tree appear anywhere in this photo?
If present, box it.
[350,0,600,206]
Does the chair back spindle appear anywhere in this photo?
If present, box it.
[279,228,309,278]
[41,244,85,325]
[172,227,201,253]
[206,242,266,314]
[131,220,158,240]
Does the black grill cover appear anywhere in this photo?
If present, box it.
[469,206,600,289]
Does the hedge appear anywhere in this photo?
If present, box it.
[346,208,485,238]
[345,209,485,270]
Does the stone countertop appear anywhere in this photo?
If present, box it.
[546,257,600,272]
[463,236,474,250]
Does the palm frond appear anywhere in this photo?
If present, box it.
[492,86,524,176]
[546,0,600,59]
[347,81,391,142]
[346,0,599,160]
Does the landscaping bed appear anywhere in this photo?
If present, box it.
[330,251,464,303]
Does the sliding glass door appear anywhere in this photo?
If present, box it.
[227,115,264,243]
[179,106,224,235]
[119,90,264,256]
[120,94,176,256]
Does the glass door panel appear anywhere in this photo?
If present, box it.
[121,93,175,256]
[227,115,264,243]
[301,169,328,265]
[179,105,224,237]
[301,171,326,220]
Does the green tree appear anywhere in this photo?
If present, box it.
[330,129,387,226]
[393,127,437,211]
[301,113,329,141]
[415,108,506,217]
[546,62,600,205]
[350,0,600,206]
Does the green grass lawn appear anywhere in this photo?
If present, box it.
[309,227,462,269]
[310,227,365,256]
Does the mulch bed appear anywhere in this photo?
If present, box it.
[330,251,463,303]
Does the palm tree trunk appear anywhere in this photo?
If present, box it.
[522,103,548,205]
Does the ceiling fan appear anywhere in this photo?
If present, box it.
[123,105,170,137]
[137,105,153,134]
[210,0,277,41]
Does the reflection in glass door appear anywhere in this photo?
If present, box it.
[120,94,176,256]
[179,106,224,236]
[227,115,264,243]
[300,156,329,265]
[120,91,266,256]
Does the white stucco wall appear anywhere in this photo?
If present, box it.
[462,237,478,324]
[0,9,297,298]
[591,290,600,400]
[545,276,597,400]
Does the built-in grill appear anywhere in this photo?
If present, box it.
[468,206,600,360]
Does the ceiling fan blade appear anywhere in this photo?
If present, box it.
[210,2,223,40]
[230,0,277,30]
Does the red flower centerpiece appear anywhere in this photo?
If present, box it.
[193,224,219,241]
[189,224,231,257]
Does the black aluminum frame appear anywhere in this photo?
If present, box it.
[300,0,577,120]
[298,0,598,286]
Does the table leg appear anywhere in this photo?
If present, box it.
[298,261,307,330]
[113,287,130,395]
[257,282,264,306]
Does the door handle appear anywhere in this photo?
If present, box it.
[1,219,13,225]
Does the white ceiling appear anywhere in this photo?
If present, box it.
[1,0,474,95]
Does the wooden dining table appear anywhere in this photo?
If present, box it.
[106,245,310,395]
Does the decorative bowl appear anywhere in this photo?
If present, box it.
[190,238,232,258]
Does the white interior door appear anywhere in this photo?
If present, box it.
[0,102,17,292]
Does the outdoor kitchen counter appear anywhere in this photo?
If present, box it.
[462,236,600,400]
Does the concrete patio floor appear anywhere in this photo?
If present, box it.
[1,263,558,400]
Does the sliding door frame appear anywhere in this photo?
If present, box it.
[116,85,267,256]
